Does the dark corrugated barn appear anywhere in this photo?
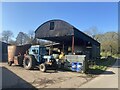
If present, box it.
[0,41,8,62]
[35,19,100,59]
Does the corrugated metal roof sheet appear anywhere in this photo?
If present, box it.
[35,19,100,46]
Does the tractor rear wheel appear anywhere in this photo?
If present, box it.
[23,55,36,70]
[39,64,46,72]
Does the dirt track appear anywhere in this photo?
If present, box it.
[1,63,94,88]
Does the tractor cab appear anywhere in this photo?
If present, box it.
[28,45,47,64]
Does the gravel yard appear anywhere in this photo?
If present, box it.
[1,62,94,89]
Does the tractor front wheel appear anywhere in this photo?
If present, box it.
[39,64,46,72]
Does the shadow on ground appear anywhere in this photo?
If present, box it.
[87,56,118,75]
[88,69,115,75]
[12,65,59,73]
[1,67,38,90]
[96,56,117,67]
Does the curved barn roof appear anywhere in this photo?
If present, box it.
[35,19,74,38]
[35,19,100,46]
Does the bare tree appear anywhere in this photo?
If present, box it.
[28,30,35,44]
[9,39,17,45]
[16,32,30,45]
[2,30,14,43]
[84,26,99,39]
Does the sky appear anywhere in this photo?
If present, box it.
[2,2,118,39]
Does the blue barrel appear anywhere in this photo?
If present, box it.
[76,62,82,72]
[71,62,77,71]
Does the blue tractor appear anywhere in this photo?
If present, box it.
[23,45,58,72]
[8,45,58,72]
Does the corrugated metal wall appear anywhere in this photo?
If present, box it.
[0,42,2,62]
[0,42,8,62]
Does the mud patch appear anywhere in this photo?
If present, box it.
[32,77,72,88]
[32,78,55,88]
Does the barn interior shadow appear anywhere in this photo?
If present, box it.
[1,67,38,90]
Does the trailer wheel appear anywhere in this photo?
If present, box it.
[39,64,46,72]
[8,61,12,66]
[18,55,24,66]
[23,55,36,70]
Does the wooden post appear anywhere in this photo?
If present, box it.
[49,47,51,55]
[72,35,74,54]
[63,43,64,52]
